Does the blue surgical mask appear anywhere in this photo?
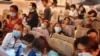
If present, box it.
[48,50,59,56]
[36,52,42,56]
[54,27,61,33]
[9,12,16,17]
[5,49,15,56]
[21,43,27,48]
[78,53,92,56]
[12,30,21,38]
[41,23,47,29]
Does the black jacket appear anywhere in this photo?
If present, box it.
[28,10,39,29]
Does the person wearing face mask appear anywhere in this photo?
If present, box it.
[51,22,64,36]
[69,4,78,22]
[32,20,49,40]
[16,34,36,56]
[27,2,39,29]
[74,36,100,56]
[7,5,22,30]
[1,23,23,56]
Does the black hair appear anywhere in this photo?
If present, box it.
[31,2,37,9]
[71,4,76,9]
[22,34,35,43]
[7,15,10,19]
[10,5,18,12]
[74,36,99,51]
[87,29,98,35]
[88,10,97,17]
[79,5,86,13]
[33,36,51,52]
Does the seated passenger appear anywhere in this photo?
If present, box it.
[16,34,36,56]
[32,20,50,39]
[74,36,100,56]
[33,36,59,56]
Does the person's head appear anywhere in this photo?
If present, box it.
[79,5,86,13]
[51,2,57,7]
[41,0,49,7]
[63,17,71,25]
[87,29,98,40]
[65,2,70,10]
[85,18,92,25]
[12,23,23,38]
[53,22,62,34]
[30,2,37,9]
[41,20,50,29]
[21,34,35,48]
[33,36,50,53]
[10,5,18,17]
[70,4,76,11]
[75,19,83,28]
[74,36,99,56]
[88,10,97,17]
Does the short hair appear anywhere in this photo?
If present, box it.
[33,36,50,52]
[10,5,18,12]
[87,29,98,35]
[74,36,99,51]
[31,2,37,9]
[71,4,76,9]
[22,34,35,43]
[88,10,97,17]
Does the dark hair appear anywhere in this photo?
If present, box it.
[33,36,51,52]
[41,0,48,3]
[22,14,27,17]
[87,29,98,35]
[71,4,76,9]
[7,15,10,19]
[10,5,18,12]
[79,5,86,13]
[88,10,97,17]
[22,34,35,43]
[74,36,99,51]
[65,2,70,9]
[31,2,37,9]
[63,17,71,24]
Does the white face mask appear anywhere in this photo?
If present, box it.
[70,8,74,11]
[9,12,16,17]
[78,53,93,56]
[41,23,47,29]
[54,27,61,33]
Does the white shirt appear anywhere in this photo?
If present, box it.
[1,33,22,52]
[50,7,59,24]
[69,10,78,17]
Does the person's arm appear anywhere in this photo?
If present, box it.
[1,33,11,50]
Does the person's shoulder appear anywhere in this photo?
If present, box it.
[5,32,13,37]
